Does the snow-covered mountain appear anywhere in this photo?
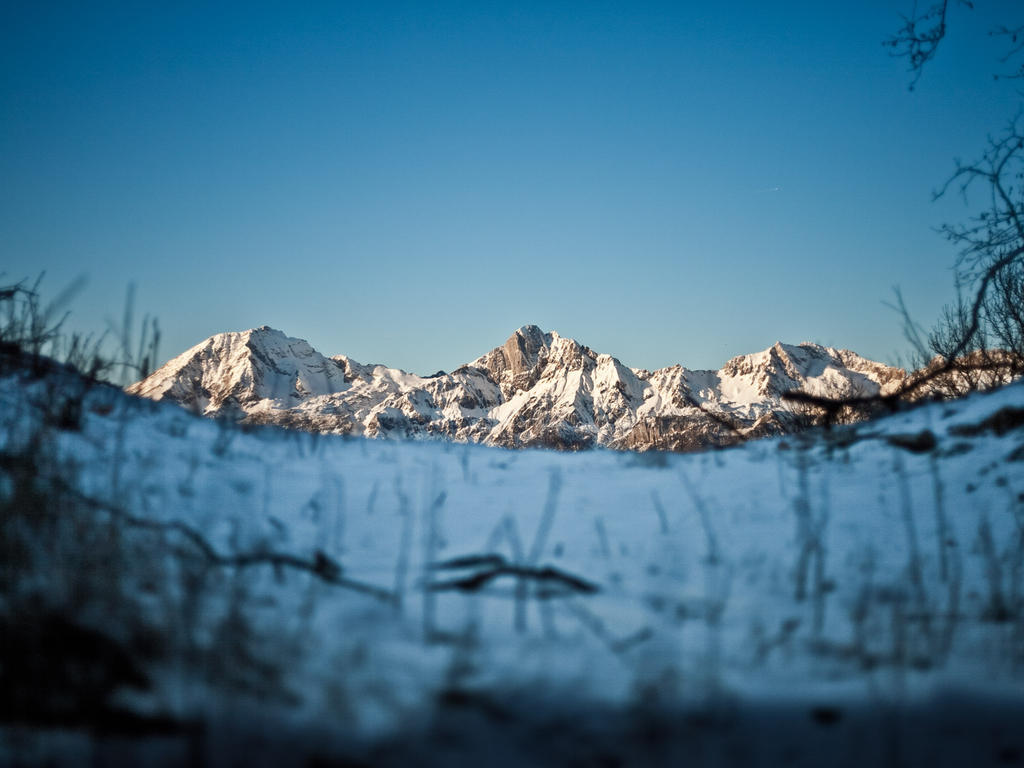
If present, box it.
[127,325,906,451]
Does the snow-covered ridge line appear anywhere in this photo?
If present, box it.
[127,324,906,451]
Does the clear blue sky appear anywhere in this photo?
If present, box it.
[0,1,1015,374]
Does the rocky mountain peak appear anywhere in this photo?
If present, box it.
[503,324,552,374]
[473,325,557,398]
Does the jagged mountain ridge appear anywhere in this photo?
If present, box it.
[126,325,906,451]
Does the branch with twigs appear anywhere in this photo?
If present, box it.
[785,115,1024,422]
[884,0,958,88]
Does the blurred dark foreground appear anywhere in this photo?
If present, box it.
[2,689,1023,767]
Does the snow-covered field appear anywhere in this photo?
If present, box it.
[2,364,1024,765]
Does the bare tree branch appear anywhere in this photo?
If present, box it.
[884,0,956,89]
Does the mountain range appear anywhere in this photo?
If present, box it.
[127,325,907,451]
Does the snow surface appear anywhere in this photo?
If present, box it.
[4,368,1024,761]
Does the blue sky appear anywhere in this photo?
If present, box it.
[0,1,1016,374]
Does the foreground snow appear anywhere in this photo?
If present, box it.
[2,367,1024,764]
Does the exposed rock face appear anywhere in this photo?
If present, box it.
[127,324,907,452]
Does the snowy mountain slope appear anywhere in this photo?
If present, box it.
[5,356,1024,764]
[126,325,352,415]
[128,325,907,451]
